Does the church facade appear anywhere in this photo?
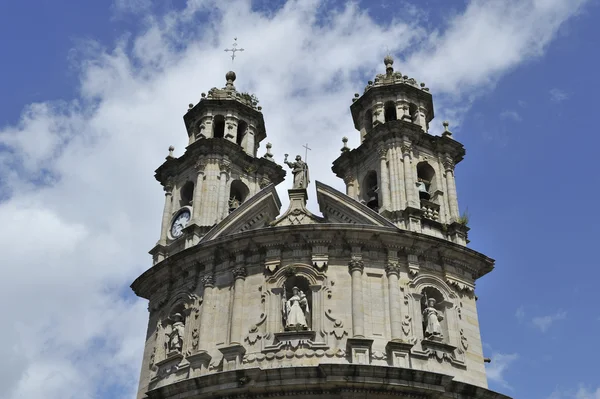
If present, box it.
[131,57,512,399]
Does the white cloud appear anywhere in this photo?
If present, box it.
[500,110,523,122]
[0,0,590,398]
[485,352,518,389]
[532,310,567,332]
[548,385,600,399]
[550,88,569,102]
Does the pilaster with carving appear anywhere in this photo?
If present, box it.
[348,254,365,337]
[378,146,390,211]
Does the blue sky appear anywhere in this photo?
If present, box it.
[1,1,598,398]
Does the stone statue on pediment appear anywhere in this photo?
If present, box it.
[284,154,309,189]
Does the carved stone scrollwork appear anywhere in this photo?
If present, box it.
[402,314,412,336]
[191,328,199,351]
[219,160,232,174]
[460,329,468,350]
[231,266,247,280]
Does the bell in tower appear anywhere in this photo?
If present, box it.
[149,70,286,264]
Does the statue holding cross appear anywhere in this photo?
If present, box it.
[284,154,310,190]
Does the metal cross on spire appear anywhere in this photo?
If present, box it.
[224,37,244,62]
[302,143,312,162]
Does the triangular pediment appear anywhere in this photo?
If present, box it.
[271,188,324,227]
[200,184,282,242]
[316,181,398,228]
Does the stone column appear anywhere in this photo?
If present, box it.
[417,106,428,132]
[385,262,402,340]
[344,174,357,199]
[349,257,365,337]
[192,160,206,224]
[217,160,231,220]
[198,275,215,350]
[444,157,460,220]
[402,144,418,208]
[245,129,255,157]
[229,266,247,345]
[396,146,407,209]
[378,147,390,211]
[159,181,174,244]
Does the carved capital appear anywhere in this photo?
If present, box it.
[200,274,215,287]
[195,159,207,172]
[348,258,364,273]
[400,144,412,157]
[385,262,400,276]
[377,147,387,159]
[164,177,174,194]
[343,174,355,185]
[259,177,271,188]
[443,157,455,172]
[219,160,232,174]
[232,266,247,280]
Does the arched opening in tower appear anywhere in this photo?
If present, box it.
[213,115,225,139]
[236,120,247,147]
[179,181,195,207]
[384,101,397,122]
[416,162,435,201]
[362,171,379,211]
[229,180,249,212]
[283,275,312,331]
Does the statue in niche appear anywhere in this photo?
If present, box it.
[422,298,444,339]
[284,286,310,331]
[167,313,185,353]
[284,154,310,189]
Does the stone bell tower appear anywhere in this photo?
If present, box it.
[149,71,285,264]
[333,55,467,245]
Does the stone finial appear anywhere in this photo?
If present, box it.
[188,103,194,110]
[384,54,394,75]
[442,121,453,138]
[263,142,274,161]
[167,145,175,158]
[341,137,349,153]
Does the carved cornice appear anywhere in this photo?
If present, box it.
[232,266,247,280]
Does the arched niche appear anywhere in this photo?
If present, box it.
[265,264,327,342]
[213,115,225,139]
[180,181,195,208]
[408,275,458,346]
[362,170,379,211]
[229,180,249,212]
[384,101,397,122]
[416,162,436,201]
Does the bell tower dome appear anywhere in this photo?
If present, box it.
[150,71,285,264]
[332,56,468,245]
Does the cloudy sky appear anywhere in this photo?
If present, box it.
[1,0,598,398]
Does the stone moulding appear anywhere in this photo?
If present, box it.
[145,364,512,399]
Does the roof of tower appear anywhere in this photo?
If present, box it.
[349,55,434,130]
[191,71,261,111]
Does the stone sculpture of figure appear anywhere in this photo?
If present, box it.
[285,287,309,330]
[167,313,185,353]
[423,298,443,339]
[284,154,310,189]
[228,196,240,211]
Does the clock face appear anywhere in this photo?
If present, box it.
[170,209,191,238]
